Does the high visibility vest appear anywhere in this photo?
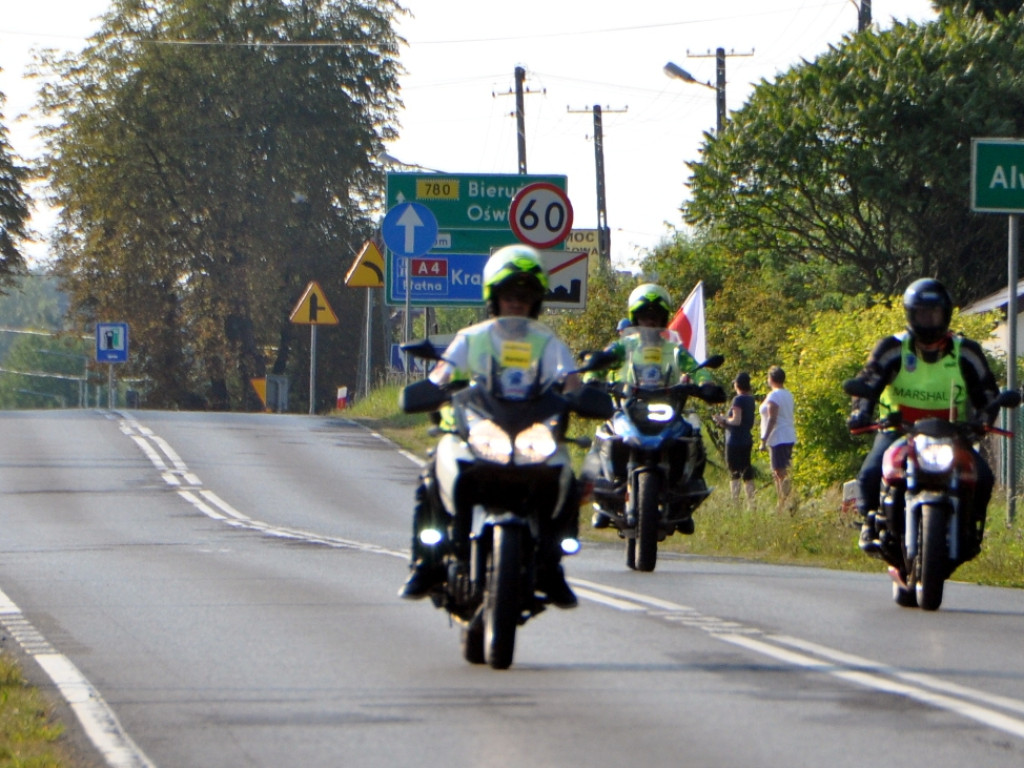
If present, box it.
[879,333,967,422]
[439,322,554,429]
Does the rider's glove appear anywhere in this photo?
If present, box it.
[699,383,727,404]
[582,349,617,371]
[846,409,873,431]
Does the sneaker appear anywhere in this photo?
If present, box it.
[541,566,577,609]
[591,509,611,529]
[398,565,442,600]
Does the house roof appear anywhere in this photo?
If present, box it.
[963,279,1024,315]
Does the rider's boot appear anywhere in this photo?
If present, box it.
[591,505,611,528]
[398,560,444,600]
[858,511,880,554]
[540,564,577,609]
[398,476,445,599]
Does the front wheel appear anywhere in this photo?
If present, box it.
[915,504,948,611]
[635,472,660,572]
[484,525,522,669]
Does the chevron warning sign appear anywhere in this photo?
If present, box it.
[346,240,385,288]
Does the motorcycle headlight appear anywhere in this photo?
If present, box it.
[912,433,955,473]
[467,417,513,464]
[513,419,559,464]
[418,528,444,546]
[646,402,675,422]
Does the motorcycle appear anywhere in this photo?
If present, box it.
[399,317,614,670]
[587,327,725,572]
[844,378,1020,610]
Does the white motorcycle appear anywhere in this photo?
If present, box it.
[400,318,613,669]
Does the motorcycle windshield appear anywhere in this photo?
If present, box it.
[475,317,548,401]
[619,326,677,389]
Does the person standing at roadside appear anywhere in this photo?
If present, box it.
[713,371,756,504]
[759,366,796,505]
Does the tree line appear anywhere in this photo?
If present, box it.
[0,0,1021,444]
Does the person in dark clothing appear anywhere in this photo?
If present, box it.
[714,371,756,504]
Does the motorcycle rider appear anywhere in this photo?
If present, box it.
[398,244,583,606]
[585,283,723,530]
[846,278,1000,555]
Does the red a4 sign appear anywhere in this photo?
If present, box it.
[410,258,448,277]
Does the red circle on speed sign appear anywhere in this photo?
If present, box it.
[509,182,574,249]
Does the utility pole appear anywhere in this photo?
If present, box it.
[494,66,544,174]
[857,0,872,32]
[685,47,754,133]
[568,104,627,271]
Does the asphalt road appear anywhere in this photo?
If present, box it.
[1,409,1023,768]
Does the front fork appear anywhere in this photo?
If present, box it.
[903,491,957,562]
[469,511,534,602]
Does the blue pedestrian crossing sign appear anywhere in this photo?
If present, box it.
[96,322,129,363]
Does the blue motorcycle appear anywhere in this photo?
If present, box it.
[589,328,724,571]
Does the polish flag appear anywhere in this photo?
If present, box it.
[668,281,706,361]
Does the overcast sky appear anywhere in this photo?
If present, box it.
[1,1,938,268]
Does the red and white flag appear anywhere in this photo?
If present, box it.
[668,281,706,362]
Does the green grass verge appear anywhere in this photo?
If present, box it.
[342,383,1024,589]
[0,652,70,767]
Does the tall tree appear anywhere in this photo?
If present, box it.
[38,0,404,409]
[686,14,1024,305]
[0,85,31,291]
[932,0,1024,18]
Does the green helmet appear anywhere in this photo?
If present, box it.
[483,245,549,317]
[627,283,672,325]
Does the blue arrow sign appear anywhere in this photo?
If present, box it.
[381,201,439,258]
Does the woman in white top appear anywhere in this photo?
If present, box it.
[759,365,796,504]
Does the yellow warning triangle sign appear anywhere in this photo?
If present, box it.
[289,281,339,325]
[345,241,385,288]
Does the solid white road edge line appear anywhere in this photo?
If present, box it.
[0,587,156,768]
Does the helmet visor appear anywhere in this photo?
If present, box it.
[909,305,947,342]
[495,274,544,304]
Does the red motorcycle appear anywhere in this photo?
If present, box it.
[844,379,1019,611]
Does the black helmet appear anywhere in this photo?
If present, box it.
[903,278,953,345]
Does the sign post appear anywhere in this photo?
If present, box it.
[971,137,1024,520]
[289,281,339,414]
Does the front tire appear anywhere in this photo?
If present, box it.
[916,504,947,611]
[635,472,660,572]
[484,525,521,669]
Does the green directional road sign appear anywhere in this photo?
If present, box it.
[386,172,567,231]
[972,138,1024,213]
[384,172,570,307]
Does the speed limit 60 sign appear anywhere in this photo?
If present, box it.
[509,182,573,248]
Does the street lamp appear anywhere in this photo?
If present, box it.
[664,54,725,134]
